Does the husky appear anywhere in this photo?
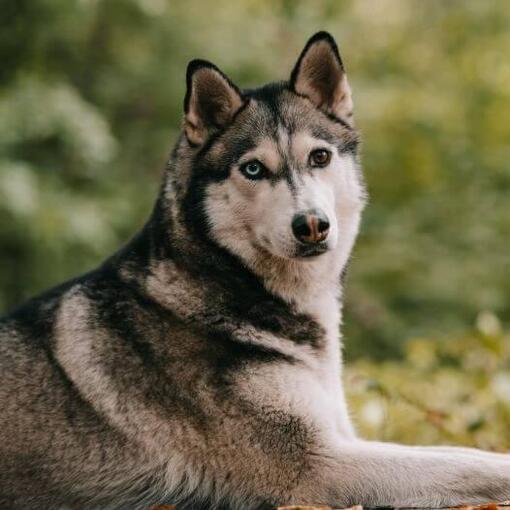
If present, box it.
[1,31,509,510]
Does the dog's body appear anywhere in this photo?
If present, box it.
[1,32,509,510]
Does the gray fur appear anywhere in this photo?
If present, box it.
[1,32,509,510]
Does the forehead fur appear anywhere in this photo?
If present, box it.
[198,82,359,174]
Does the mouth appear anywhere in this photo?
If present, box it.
[293,242,329,258]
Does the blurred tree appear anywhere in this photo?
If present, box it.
[0,0,509,359]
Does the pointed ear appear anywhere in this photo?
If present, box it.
[290,32,354,126]
[183,60,243,146]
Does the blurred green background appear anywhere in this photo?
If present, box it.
[1,0,509,446]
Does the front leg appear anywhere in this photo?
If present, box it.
[289,441,510,508]
[366,440,510,461]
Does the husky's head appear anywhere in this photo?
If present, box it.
[167,32,366,299]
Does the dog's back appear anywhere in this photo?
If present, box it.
[0,268,158,507]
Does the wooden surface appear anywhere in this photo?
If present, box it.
[277,504,510,510]
[150,502,510,510]
[277,505,509,510]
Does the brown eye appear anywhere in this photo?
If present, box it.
[309,148,331,168]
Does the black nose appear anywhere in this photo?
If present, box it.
[291,209,330,244]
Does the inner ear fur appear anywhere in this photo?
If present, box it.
[184,60,243,145]
[290,31,354,126]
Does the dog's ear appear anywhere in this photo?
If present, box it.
[183,60,243,145]
[290,31,353,126]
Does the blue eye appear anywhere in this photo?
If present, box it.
[240,160,265,180]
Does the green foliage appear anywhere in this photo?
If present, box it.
[1,0,509,362]
[347,316,510,449]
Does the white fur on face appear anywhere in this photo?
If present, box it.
[204,130,365,268]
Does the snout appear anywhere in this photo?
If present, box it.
[292,208,330,244]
